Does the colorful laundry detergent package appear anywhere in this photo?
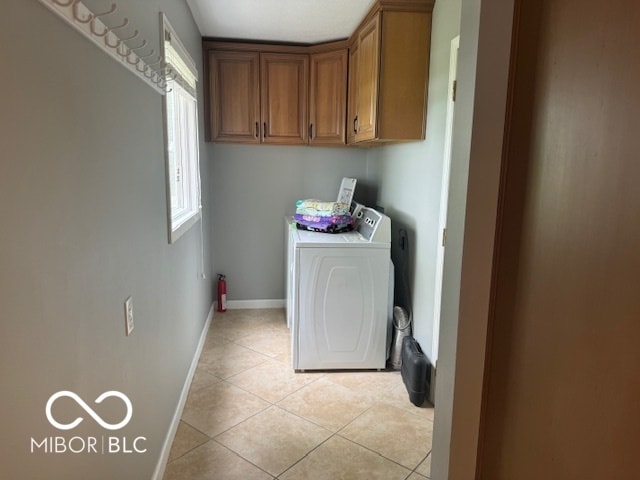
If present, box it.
[293,178,357,234]
[294,200,353,233]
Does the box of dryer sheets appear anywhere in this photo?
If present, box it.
[337,177,357,207]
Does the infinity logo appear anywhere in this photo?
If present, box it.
[45,391,132,431]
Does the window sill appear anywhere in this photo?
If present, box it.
[169,210,201,244]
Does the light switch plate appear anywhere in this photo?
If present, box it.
[124,296,134,336]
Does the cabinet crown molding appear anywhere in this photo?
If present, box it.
[350,0,435,44]
[202,39,349,54]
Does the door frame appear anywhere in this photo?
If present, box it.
[432,35,460,364]
[430,0,517,478]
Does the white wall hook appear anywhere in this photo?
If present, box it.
[89,18,109,37]
[110,17,129,32]
[39,0,165,94]
[119,29,139,42]
[137,49,155,60]
[130,39,147,51]
[72,0,92,23]
[93,3,116,19]
[104,33,121,49]
[126,53,140,66]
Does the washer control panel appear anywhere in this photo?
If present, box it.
[354,207,391,243]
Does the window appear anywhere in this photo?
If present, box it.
[161,13,200,243]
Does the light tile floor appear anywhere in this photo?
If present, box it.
[163,309,434,480]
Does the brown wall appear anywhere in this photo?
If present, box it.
[479,0,640,478]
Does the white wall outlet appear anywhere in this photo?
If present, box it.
[124,296,134,336]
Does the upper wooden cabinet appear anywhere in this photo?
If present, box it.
[346,42,359,145]
[204,42,346,146]
[207,50,260,143]
[350,14,381,143]
[348,0,435,144]
[260,53,309,145]
[203,0,434,146]
[206,48,308,144]
[309,48,348,145]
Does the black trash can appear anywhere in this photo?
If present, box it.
[401,336,431,406]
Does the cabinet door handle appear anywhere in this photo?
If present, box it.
[255,122,259,138]
[263,122,267,139]
[353,116,358,134]
[309,124,313,140]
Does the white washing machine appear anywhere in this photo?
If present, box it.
[285,205,392,371]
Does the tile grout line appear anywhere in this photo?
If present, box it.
[408,448,432,479]
[274,430,338,479]
[163,430,209,464]
[210,437,278,479]
[221,368,425,475]
[165,310,433,479]
[333,431,420,475]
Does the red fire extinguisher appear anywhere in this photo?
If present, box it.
[217,274,227,312]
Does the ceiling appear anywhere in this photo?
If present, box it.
[186,0,376,44]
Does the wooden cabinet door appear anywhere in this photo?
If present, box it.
[208,50,260,143]
[354,14,380,142]
[260,53,309,145]
[309,49,348,145]
[347,41,359,145]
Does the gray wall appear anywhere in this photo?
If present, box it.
[367,0,462,363]
[209,143,371,301]
[0,2,212,479]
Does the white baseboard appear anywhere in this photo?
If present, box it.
[152,303,214,480]
[225,299,285,309]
